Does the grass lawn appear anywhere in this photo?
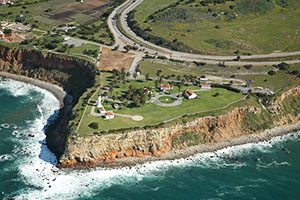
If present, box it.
[77,87,244,136]
[158,96,177,103]
[133,0,300,55]
[67,43,100,59]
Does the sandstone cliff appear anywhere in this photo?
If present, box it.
[59,87,300,168]
[0,46,96,157]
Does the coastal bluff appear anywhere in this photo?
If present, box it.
[59,87,300,168]
[0,46,96,158]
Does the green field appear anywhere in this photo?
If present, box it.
[76,72,245,136]
[0,0,123,45]
[132,0,300,55]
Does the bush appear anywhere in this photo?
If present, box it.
[278,62,289,70]
[88,122,99,130]
[268,70,276,76]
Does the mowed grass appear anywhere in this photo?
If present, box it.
[67,43,100,58]
[134,0,300,55]
[78,87,244,135]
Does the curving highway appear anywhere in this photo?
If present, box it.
[108,0,300,66]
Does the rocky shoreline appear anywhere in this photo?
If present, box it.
[94,121,300,168]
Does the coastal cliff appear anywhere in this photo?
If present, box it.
[0,46,96,158]
[59,87,300,168]
[0,46,299,169]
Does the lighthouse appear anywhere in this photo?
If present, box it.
[97,96,102,109]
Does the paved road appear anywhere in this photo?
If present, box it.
[108,0,300,65]
[151,94,183,107]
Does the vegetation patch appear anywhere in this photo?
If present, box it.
[132,0,300,55]
[235,0,275,15]
[172,132,205,148]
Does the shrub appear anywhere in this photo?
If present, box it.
[278,62,289,70]
[88,122,99,130]
[268,70,276,76]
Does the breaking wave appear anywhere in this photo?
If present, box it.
[1,78,299,200]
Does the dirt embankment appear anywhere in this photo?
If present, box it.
[59,87,300,168]
[0,46,96,158]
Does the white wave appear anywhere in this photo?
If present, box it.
[257,160,290,169]
[1,123,10,129]
[0,154,10,162]
[0,78,37,97]
[3,79,299,200]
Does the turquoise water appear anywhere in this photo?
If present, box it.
[0,78,300,200]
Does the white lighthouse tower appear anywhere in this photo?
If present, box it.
[97,96,102,109]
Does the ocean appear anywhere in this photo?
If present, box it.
[0,78,300,200]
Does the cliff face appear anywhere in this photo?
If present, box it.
[0,46,96,158]
[0,47,95,99]
[59,87,300,168]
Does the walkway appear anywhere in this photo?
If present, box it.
[90,106,144,121]
[151,93,183,107]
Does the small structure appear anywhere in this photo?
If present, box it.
[97,96,102,109]
[184,89,198,100]
[159,84,173,91]
[201,84,212,90]
[99,107,106,114]
[105,112,115,120]
[0,0,12,5]
[200,77,208,82]
[59,25,76,33]
[113,103,120,110]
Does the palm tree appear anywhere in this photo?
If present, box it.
[177,83,182,97]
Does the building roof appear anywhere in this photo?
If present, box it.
[186,89,194,96]
[106,111,114,116]
[160,84,173,90]
[201,83,211,88]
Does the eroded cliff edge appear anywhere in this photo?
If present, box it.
[0,46,96,158]
[60,87,300,168]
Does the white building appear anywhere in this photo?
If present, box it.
[105,112,115,120]
[97,96,102,109]
[185,89,198,100]
[201,84,212,90]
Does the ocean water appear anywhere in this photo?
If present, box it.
[0,78,300,200]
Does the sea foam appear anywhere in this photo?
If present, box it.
[1,78,299,200]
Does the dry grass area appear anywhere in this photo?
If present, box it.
[99,48,135,71]
[48,0,109,21]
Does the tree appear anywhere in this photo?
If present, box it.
[88,122,99,130]
[268,70,276,76]
[278,62,289,71]
[156,69,162,77]
[3,29,12,34]
[145,73,150,80]
[177,83,182,96]
[133,72,138,79]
